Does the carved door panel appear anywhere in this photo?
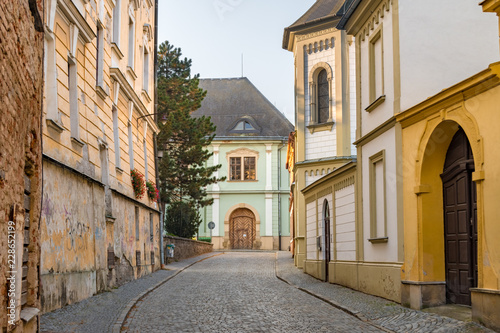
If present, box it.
[441,128,477,306]
[230,208,255,250]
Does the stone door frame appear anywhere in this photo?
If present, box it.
[223,203,261,249]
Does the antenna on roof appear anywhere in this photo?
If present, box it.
[241,53,244,78]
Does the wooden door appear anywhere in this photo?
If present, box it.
[230,208,255,249]
[323,200,330,282]
[441,128,477,306]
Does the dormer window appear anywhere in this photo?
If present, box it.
[229,118,260,134]
[234,121,255,131]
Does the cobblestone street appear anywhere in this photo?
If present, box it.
[122,252,382,333]
[41,252,495,333]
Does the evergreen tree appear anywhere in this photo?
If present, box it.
[156,41,225,232]
[164,201,201,239]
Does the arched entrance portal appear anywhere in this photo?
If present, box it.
[323,200,331,282]
[229,208,256,249]
[440,128,477,305]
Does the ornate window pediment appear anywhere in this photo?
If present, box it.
[226,148,259,181]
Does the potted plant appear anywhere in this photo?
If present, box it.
[130,169,146,199]
[146,180,159,202]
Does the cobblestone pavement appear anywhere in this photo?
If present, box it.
[275,252,494,333]
[123,252,384,333]
[40,252,217,333]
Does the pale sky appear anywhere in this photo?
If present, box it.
[157,0,316,122]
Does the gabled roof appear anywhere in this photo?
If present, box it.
[192,78,293,138]
[283,0,346,50]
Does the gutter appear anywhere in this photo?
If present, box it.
[154,0,164,266]
[277,141,287,251]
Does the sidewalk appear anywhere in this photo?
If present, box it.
[275,251,493,333]
[41,252,218,333]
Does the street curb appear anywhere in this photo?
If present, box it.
[112,252,223,333]
[274,253,393,333]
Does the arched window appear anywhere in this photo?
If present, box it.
[308,65,332,126]
[233,121,255,131]
[229,118,259,134]
[317,69,329,124]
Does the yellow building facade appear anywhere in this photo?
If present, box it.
[41,0,160,313]
[397,63,500,331]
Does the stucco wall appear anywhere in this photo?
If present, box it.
[335,184,356,261]
[361,127,400,263]
[41,161,106,313]
[306,201,316,260]
[399,0,499,111]
[40,161,160,313]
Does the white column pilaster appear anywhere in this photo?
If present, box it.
[265,193,273,236]
[212,193,220,237]
[212,144,220,192]
[265,144,273,191]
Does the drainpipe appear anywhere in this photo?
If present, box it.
[277,141,286,251]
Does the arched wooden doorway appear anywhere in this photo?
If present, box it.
[229,208,256,249]
[440,128,477,306]
[323,199,331,282]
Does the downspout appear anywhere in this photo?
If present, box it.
[277,141,286,251]
[154,0,164,266]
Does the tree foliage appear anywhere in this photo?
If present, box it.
[164,201,201,239]
[156,41,225,217]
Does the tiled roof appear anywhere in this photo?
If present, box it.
[288,0,345,29]
[192,78,293,138]
[283,0,346,49]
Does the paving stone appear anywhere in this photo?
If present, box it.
[124,252,382,333]
[275,251,494,333]
[40,253,216,333]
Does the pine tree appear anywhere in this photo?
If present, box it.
[156,41,225,237]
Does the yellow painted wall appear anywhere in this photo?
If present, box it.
[398,65,500,328]
[41,0,160,313]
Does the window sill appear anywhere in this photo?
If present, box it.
[111,42,124,60]
[115,166,124,174]
[96,84,109,100]
[142,89,151,103]
[46,118,64,133]
[365,95,386,113]
[306,121,334,134]
[71,136,85,147]
[127,66,137,80]
[20,307,39,323]
[227,180,258,183]
[368,237,388,244]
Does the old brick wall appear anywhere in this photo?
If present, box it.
[163,236,213,262]
[0,0,44,331]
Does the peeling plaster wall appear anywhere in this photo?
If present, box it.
[40,162,161,313]
[41,161,106,313]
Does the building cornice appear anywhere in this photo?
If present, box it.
[57,0,96,43]
[396,63,500,128]
[301,161,357,194]
[339,0,390,37]
[353,116,396,147]
[213,136,288,142]
[481,0,500,14]
[283,16,341,51]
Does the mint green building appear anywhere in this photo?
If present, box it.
[193,78,293,250]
